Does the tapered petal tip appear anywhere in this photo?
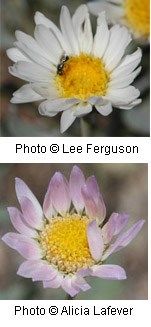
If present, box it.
[87,220,104,261]
[69,165,85,213]
[71,165,82,174]
[1,234,8,245]
[92,264,127,280]
[138,219,145,227]
[50,171,71,215]
[1,233,15,247]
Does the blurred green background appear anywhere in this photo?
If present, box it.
[0,0,150,136]
[0,163,148,299]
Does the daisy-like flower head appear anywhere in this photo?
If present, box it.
[7,5,142,133]
[88,0,150,41]
[2,166,145,297]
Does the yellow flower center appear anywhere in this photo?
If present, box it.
[55,54,110,101]
[124,0,150,37]
[39,214,95,274]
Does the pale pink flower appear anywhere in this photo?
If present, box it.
[2,166,145,297]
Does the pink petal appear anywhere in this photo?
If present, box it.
[82,184,98,218]
[43,179,53,219]
[2,232,21,249]
[114,212,129,234]
[102,212,129,244]
[91,264,127,280]
[85,176,106,222]
[87,220,104,261]
[69,166,85,213]
[76,267,92,277]
[15,177,43,220]
[7,207,38,237]
[50,172,71,215]
[103,219,145,260]
[61,276,79,297]
[2,232,42,259]
[32,265,57,281]
[17,259,43,278]
[43,274,63,288]
[102,212,118,243]
[72,276,91,292]
[20,196,43,230]
[17,238,43,260]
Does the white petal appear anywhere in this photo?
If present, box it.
[15,41,54,70]
[93,12,110,58]
[81,13,93,54]
[9,61,50,83]
[119,98,142,109]
[109,67,142,88]
[111,48,142,78]
[106,86,140,106]
[7,48,31,62]
[11,84,43,104]
[32,82,58,99]
[88,1,124,22]
[95,101,113,116]
[103,25,132,71]
[15,31,55,69]
[34,25,63,65]
[39,98,78,117]
[34,11,71,54]
[60,6,79,55]
[60,108,77,133]
[72,5,88,51]
[89,96,104,106]
[73,103,92,117]
[108,0,123,3]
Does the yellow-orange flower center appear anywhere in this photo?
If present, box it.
[39,214,95,273]
[55,54,110,101]
[124,0,150,37]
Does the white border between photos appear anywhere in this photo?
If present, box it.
[0,137,150,163]
[1,0,151,323]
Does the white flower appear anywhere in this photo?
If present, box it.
[88,0,150,41]
[7,5,142,133]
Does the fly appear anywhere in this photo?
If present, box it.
[57,55,69,75]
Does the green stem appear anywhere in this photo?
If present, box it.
[80,118,90,136]
[66,294,76,300]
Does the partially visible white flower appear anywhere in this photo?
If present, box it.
[7,5,142,133]
[88,0,150,41]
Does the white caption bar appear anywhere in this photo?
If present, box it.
[0,300,150,327]
[0,137,150,163]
